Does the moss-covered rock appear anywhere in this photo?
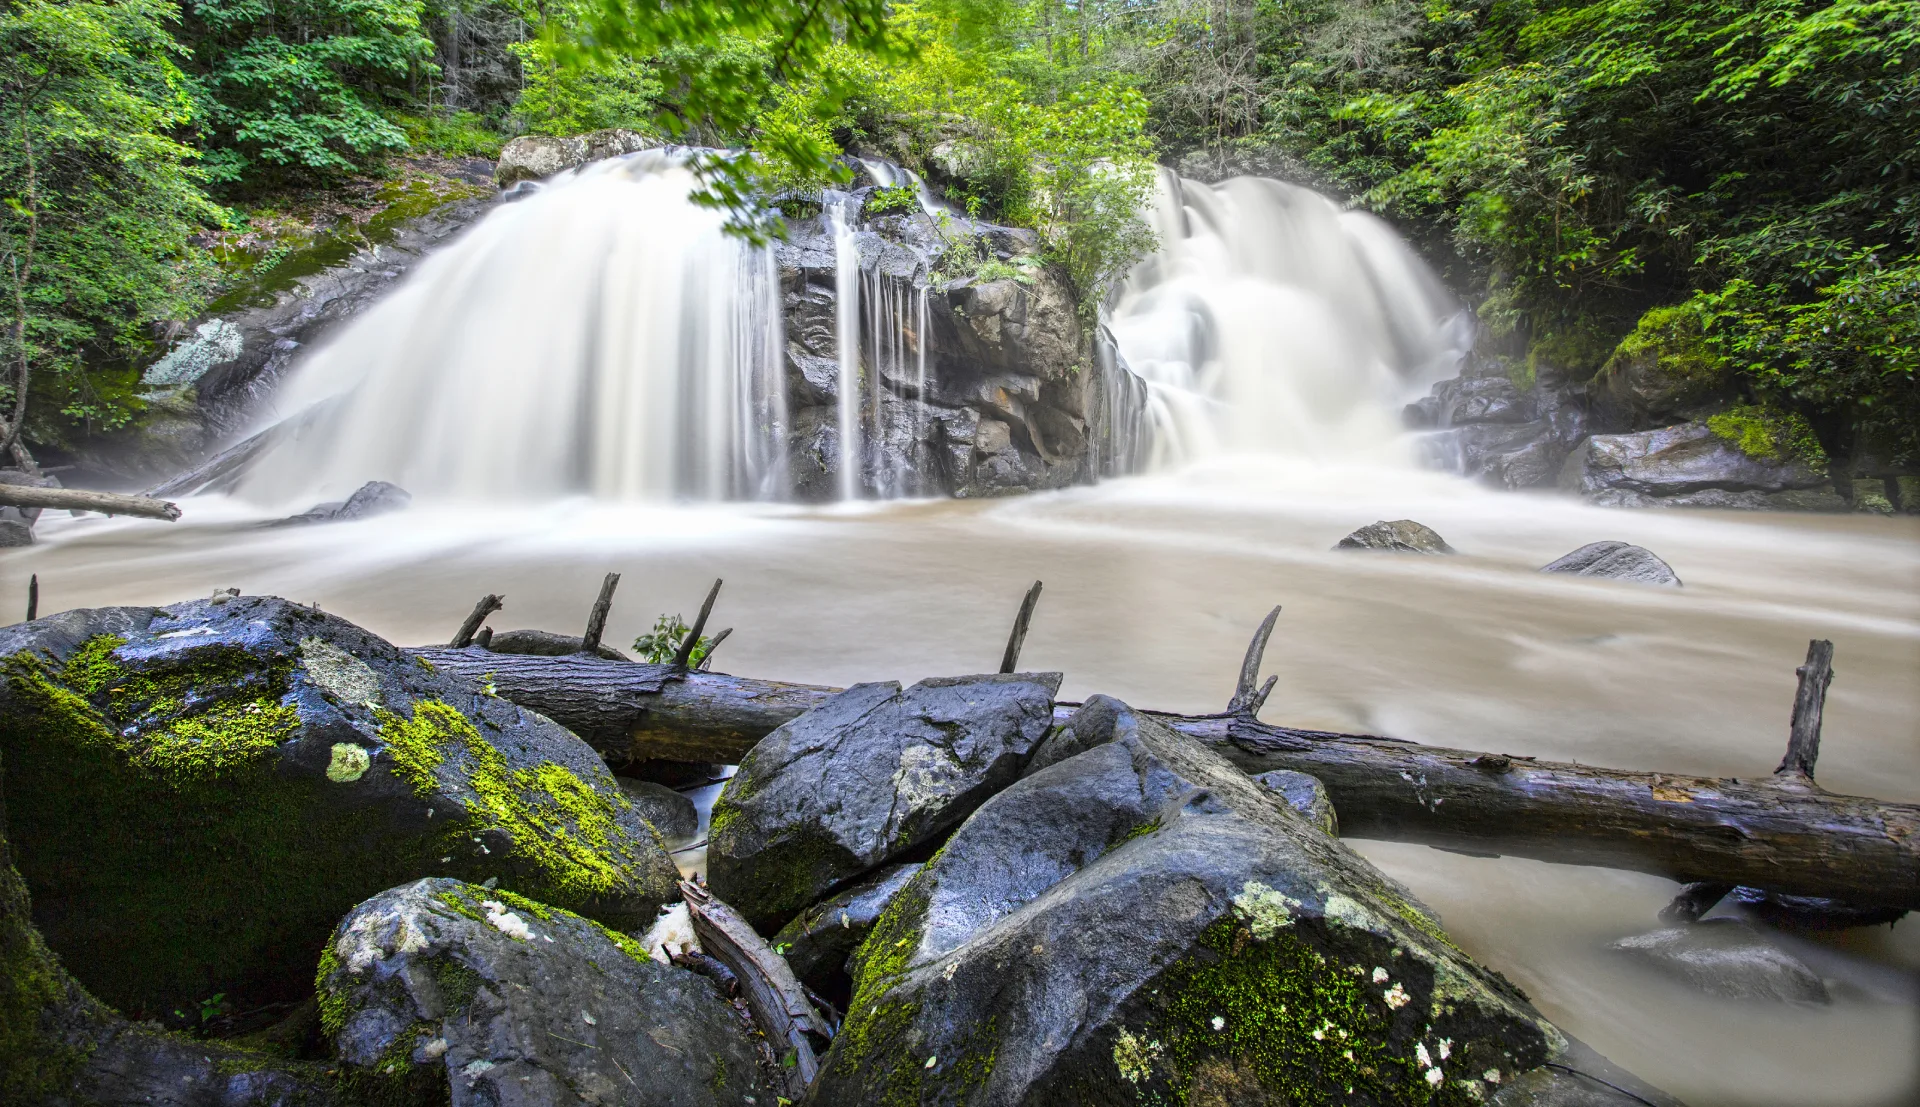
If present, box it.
[1595,304,1732,428]
[317,877,770,1107]
[0,596,678,1024]
[708,672,1061,933]
[811,696,1671,1106]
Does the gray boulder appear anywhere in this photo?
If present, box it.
[1539,541,1682,587]
[0,507,29,547]
[708,671,1061,932]
[1407,358,1590,490]
[320,878,772,1107]
[1609,920,1830,1003]
[618,778,699,841]
[1559,423,1843,510]
[494,129,661,187]
[0,596,679,1022]
[277,480,412,525]
[1252,768,1338,835]
[770,863,921,1005]
[812,697,1656,1105]
[1336,518,1457,554]
[485,628,631,662]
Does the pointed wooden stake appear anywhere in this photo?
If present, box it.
[672,579,723,670]
[999,580,1043,673]
[1228,606,1282,715]
[26,573,37,622]
[697,627,733,671]
[450,594,503,648]
[1776,639,1834,779]
[580,572,621,654]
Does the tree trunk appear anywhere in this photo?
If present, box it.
[0,485,180,521]
[407,647,1920,912]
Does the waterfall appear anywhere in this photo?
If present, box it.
[1108,171,1470,468]
[237,151,787,505]
[830,198,864,501]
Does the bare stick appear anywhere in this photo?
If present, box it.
[680,879,828,1094]
[580,572,620,655]
[697,627,732,671]
[1658,881,1734,925]
[26,573,36,622]
[999,580,1043,673]
[474,626,493,649]
[1776,639,1834,779]
[671,579,723,670]
[1228,605,1282,714]
[0,485,179,522]
[450,594,503,648]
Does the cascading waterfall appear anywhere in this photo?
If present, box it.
[1108,170,1471,468]
[861,269,930,498]
[237,151,787,505]
[830,198,864,501]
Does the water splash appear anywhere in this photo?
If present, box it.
[238,151,787,505]
[1109,171,1470,469]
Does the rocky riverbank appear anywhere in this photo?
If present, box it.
[0,593,1689,1105]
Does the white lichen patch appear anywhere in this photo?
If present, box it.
[301,636,382,704]
[461,1060,495,1084]
[481,899,535,941]
[1372,966,1389,983]
[642,902,696,964]
[418,1038,449,1061]
[1231,881,1301,939]
[890,743,966,826]
[1424,1067,1444,1087]
[327,743,371,783]
[337,901,435,973]
[1383,982,1410,1009]
[1320,891,1382,934]
[1112,1030,1162,1084]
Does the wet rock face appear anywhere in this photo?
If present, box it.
[707,671,1062,933]
[812,699,1564,1106]
[617,778,699,841]
[0,596,679,1021]
[1559,423,1844,510]
[1408,358,1590,490]
[276,480,412,525]
[774,203,1145,501]
[320,878,771,1107]
[493,129,661,186]
[1336,519,1458,554]
[1539,541,1682,587]
[1252,769,1339,835]
[1609,920,1830,1004]
[771,863,922,1007]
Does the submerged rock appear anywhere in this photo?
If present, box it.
[771,863,921,1006]
[277,480,412,525]
[617,777,699,841]
[1559,423,1843,510]
[1539,541,1682,586]
[708,671,1061,932]
[1252,768,1339,835]
[0,596,679,1022]
[1336,519,1458,554]
[1609,920,1830,1003]
[320,877,771,1107]
[1724,886,1908,931]
[812,697,1616,1106]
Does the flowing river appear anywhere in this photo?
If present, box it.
[8,158,1918,1105]
[8,464,1917,1105]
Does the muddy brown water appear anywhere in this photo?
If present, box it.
[7,458,1917,1105]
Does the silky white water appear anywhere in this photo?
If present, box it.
[1110,171,1472,467]
[238,152,788,506]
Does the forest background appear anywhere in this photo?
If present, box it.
[0,0,1914,472]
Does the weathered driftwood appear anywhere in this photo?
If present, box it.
[580,572,620,655]
[1777,638,1833,778]
[0,484,181,521]
[680,879,830,1094]
[408,630,1920,911]
[25,574,36,622]
[448,594,502,648]
[674,578,723,669]
[999,580,1043,674]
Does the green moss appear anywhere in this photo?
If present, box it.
[315,944,348,1038]
[1609,303,1723,383]
[589,919,654,965]
[433,961,481,1014]
[1707,404,1827,466]
[0,817,94,1103]
[375,699,643,904]
[0,644,444,1020]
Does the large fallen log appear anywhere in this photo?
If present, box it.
[0,484,181,521]
[409,635,1920,912]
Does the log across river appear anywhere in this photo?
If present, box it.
[412,638,1920,912]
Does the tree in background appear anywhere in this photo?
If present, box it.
[181,0,439,189]
[1,0,223,455]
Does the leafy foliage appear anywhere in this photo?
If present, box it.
[1,0,224,440]
[632,613,712,666]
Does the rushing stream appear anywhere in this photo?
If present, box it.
[8,157,1918,1105]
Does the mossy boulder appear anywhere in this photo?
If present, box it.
[1559,423,1841,510]
[708,672,1061,933]
[2,749,343,1107]
[317,878,771,1107]
[811,697,1668,1106]
[1593,304,1732,428]
[770,862,922,1009]
[0,596,679,1023]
